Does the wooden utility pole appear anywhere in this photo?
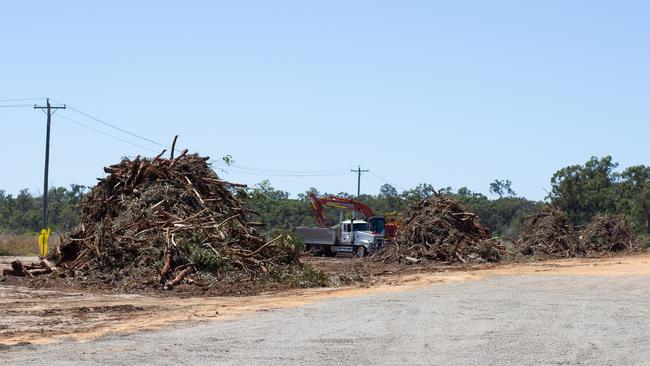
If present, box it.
[350,166,369,219]
[351,166,370,198]
[34,98,66,230]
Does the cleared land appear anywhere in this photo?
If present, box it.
[2,254,649,366]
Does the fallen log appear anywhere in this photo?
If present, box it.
[40,258,59,274]
[28,268,50,276]
[159,240,172,283]
[164,267,194,290]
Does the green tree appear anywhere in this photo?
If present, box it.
[549,156,619,225]
[401,183,437,202]
[379,184,398,198]
[489,179,516,198]
[619,165,650,233]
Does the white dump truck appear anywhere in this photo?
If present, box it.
[295,217,386,257]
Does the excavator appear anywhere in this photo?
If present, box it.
[294,193,398,257]
[308,193,398,239]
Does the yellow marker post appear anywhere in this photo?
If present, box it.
[38,228,51,258]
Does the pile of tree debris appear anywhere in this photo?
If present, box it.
[580,214,638,252]
[375,195,505,264]
[517,207,579,257]
[8,150,324,293]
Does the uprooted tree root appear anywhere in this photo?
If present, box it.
[18,150,327,293]
[375,195,506,264]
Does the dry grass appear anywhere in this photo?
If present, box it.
[0,234,61,256]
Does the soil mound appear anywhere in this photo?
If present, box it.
[49,151,322,292]
[517,207,578,257]
[581,214,637,252]
[375,195,504,264]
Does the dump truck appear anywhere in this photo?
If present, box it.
[295,193,392,257]
[295,218,386,257]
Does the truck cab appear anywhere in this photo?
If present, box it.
[336,217,386,256]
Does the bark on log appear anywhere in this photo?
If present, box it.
[164,267,194,290]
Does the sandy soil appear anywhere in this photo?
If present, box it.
[1,253,648,346]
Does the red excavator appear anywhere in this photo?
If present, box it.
[308,193,398,239]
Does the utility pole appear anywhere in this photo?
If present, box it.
[351,165,369,198]
[34,98,66,230]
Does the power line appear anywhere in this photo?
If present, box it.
[51,99,170,149]
[221,166,351,178]
[370,171,406,191]
[50,99,386,182]
[0,97,44,102]
[0,104,35,108]
[6,97,408,194]
[54,100,360,176]
[58,113,160,153]
[216,163,355,175]
[213,161,355,175]
[361,174,384,188]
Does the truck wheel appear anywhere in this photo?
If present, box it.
[354,246,366,258]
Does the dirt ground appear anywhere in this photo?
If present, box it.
[1,253,649,347]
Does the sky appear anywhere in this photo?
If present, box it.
[1,0,649,201]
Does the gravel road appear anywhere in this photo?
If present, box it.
[4,273,650,365]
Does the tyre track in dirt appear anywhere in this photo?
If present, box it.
[1,254,649,347]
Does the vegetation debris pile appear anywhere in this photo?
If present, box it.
[38,151,320,292]
[376,195,505,264]
[517,207,579,257]
[580,214,638,252]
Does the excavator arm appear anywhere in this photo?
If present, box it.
[309,193,330,227]
[308,193,375,227]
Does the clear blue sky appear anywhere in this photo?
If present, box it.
[1,1,648,200]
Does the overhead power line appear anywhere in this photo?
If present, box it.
[370,171,406,191]
[212,161,355,176]
[50,99,400,184]
[221,166,351,178]
[51,99,170,149]
[361,174,383,187]
[0,104,35,108]
[214,162,355,175]
[58,113,160,153]
[54,100,358,176]
[1,97,412,192]
[0,97,44,102]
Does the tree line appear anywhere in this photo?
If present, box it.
[549,156,650,233]
[1,156,648,238]
[0,185,87,234]
[242,179,543,239]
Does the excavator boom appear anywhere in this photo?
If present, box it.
[309,193,375,227]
